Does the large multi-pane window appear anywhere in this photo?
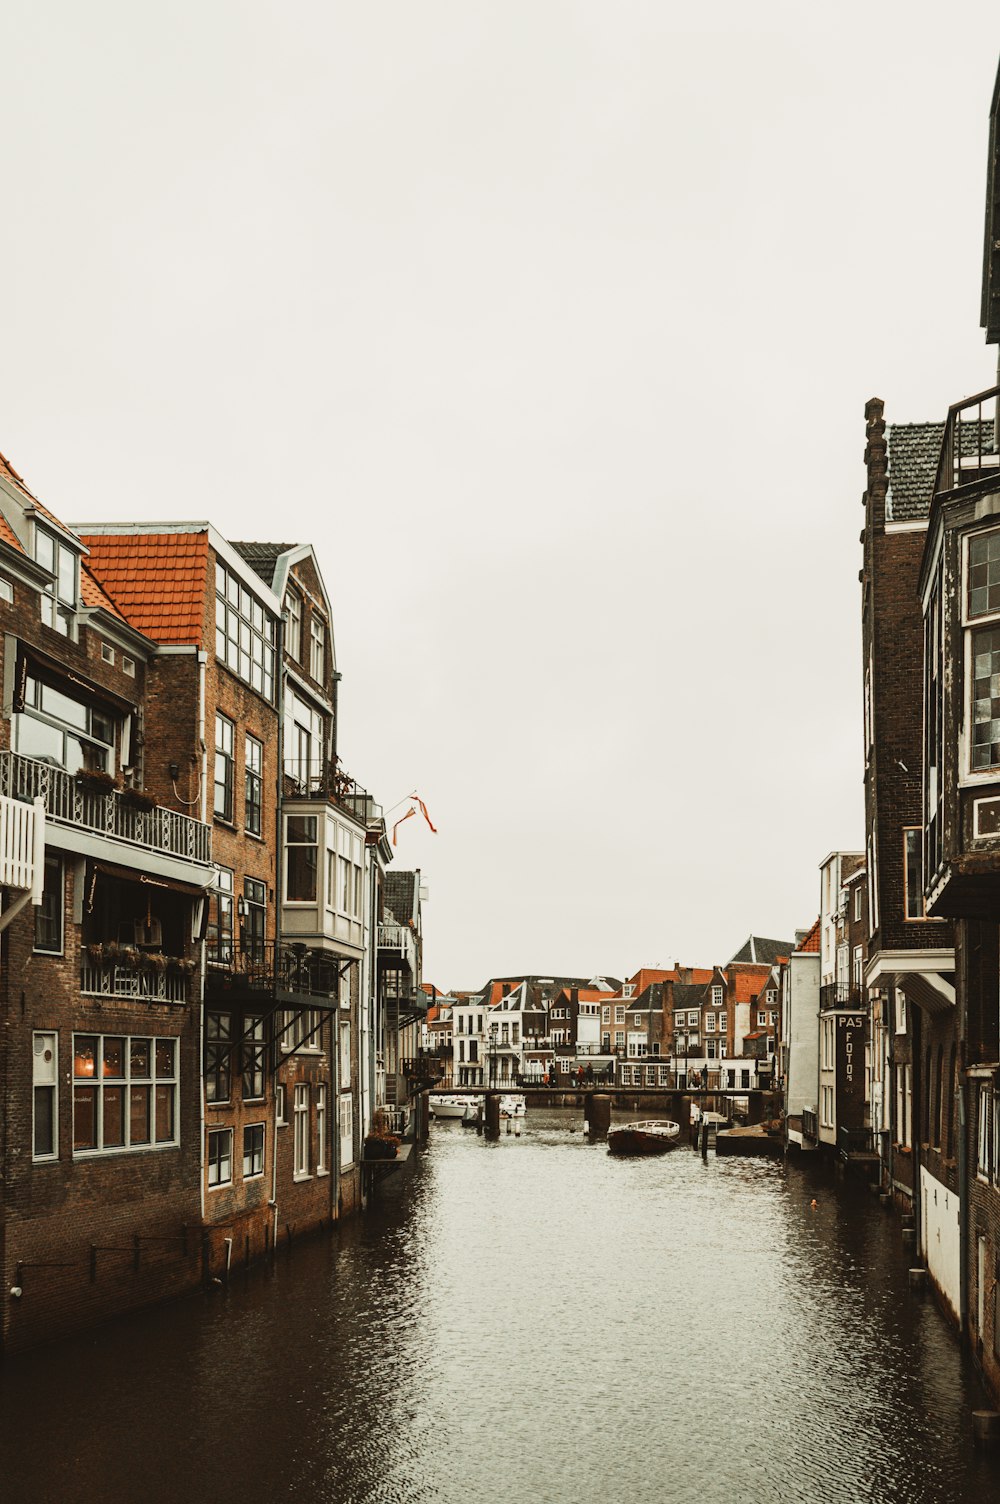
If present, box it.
[215,561,276,700]
[207,867,234,963]
[34,856,63,954]
[214,713,235,821]
[971,627,1000,771]
[35,528,77,635]
[72,1035,177,1154]
[245,734,263,835]
[242,876,266,960]
[969,529,1000,617]
[925,573,944,876]
[17,674,116,771]
[284,686,325,790]
[286,815,318,901]
[205,1012,232,1102]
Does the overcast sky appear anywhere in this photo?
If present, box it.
[2,4,999,988]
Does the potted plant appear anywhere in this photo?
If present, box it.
[120,786,157,812]
[166,956,196,977]
[87,942,105,965]
[118,944,139,969]
[143,952,168,974]
[75,767,118,794]
[103,941,123,964]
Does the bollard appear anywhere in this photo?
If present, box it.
[973,1411,1000,1448]
[902,1228,916,1248]
[484,1092,501,1139]
[587,1094,611,1139]
[908,1267,927,1290]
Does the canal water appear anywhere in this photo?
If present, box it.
[3,1109,1000,1504]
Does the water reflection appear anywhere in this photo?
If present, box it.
[2,1109,999,1503]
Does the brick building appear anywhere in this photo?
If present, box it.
[0,458,213,1352]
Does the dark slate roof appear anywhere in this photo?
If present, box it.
[726,936,793,966]
[671,982,709,1010]
[885,424,944,523]
[886,420,997,523]
[384,871,418,924]
[229,541,296,587]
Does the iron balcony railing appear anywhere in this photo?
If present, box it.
[282,759,383,827]
[403,1056,446,1084]
[934,384,1000,497]
[0,752,211,865]
[205,939,341,999]
[81,960,191,1005]
[819,983,863,1011]
[838,1125,876,1158]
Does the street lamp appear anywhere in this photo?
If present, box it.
[487,1021,498,1089]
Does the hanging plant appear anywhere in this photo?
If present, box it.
[121,786,157,812]
[103,941,123,964]
[144,951,168,974]
[118,945,139,968]
[76,767,119,793]
[87,942,105,964]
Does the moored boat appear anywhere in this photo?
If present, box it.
[607,1119,680,1156]
[429,1093,477,1120]
[499,1093,526,1118]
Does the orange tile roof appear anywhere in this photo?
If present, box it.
[79,531,209,644]
[731,966,774,1003]
[795,918,821,953]
[626,967,714,995]
[80,563,126,621]
[0,511,24,555]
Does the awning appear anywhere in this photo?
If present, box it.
[92,860,208,896]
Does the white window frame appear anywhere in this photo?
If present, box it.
[72,1033,178,1157]
[317,1083,328,1174]
[32,1031,58,1162]
[294,1082,310,1179]
[242,1122,265,1180]
[339,1092,354,1168]
[276,1082,287,1126]
[208,1127,233,1188]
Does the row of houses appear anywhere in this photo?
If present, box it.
[0,445,427,1353]
[769,56,1000,1416]
[422,939,791,1093]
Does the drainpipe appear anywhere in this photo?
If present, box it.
[197,651,207,1226]
[272,610,286,1252]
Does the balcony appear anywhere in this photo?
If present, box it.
[819,983,862,1011]
[282,759,383,827]
[934,385,1000,497]
[0,751,211,869]
[802,1108,818,1141]
[838,1125,878,1160]
[403,1055,446,1086]
[82,957,192,1005]
[205,940,343,1002]
[378,921,418,974]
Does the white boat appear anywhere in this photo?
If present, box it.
[499,1093,526,1118]
[429,1093,477,1120]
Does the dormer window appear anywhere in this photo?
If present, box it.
[35,528,76,635]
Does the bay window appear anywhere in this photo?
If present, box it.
[35,527,77,634]
[17,674,116,771]
[215,561,276,700]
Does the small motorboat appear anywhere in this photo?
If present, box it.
[607,1120,680,1156]
[429,1093,477,1120]
[499,1093,526,1118]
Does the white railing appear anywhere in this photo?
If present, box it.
[81,961,191,1004]
[378,922,417,972]
[0,793,44,898]
[0,752,211,865]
